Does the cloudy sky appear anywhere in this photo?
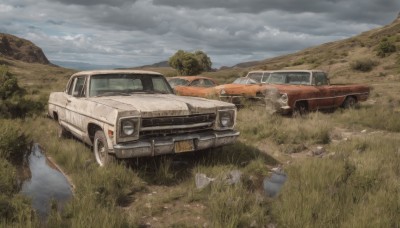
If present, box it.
[1,0,399,68]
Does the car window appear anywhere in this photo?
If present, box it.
[152,77,170,92]
[268,72,310,85]
[203,79,215,87]
[313,72,329,86]
[247,72,263,83]
[190,79,202,87]
[68,76,86,97]
[89,74,172,97]
[168,78,189,88]
[261,73,270,83]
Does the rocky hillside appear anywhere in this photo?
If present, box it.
[0,33,50,64]
[240,13,400,81]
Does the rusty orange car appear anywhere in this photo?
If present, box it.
[167,76,218,97]
[262,70,370,115]
[217,71,272,104]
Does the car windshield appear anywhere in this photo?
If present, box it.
[168,78,190,88]
[267,72,311,85]
[247,72,269,83]
[233,77,257,85]
[89,74,173,97]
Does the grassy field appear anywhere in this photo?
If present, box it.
[4,93,400,227]
[1,18,400,226]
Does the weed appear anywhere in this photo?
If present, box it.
[208,182,270,228]
[350,58,378,72]
[377,38,397,57]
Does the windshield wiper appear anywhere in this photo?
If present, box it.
[95,91,131,97]
[141,90,170,94]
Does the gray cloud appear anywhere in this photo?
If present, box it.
[52,0,137,6]
[0,0,398,68]
[153,0,399,24]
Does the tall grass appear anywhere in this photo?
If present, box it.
[208,182,270,228]
[237,107,332,145]
[0,120,37,227]
[333,104,400,132]
[272,135,400,227]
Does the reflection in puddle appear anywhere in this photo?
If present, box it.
[20,144,72,219]
[263,171,287,197]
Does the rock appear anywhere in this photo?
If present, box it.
[312,146,325,156]
[195,173,215,189]
[225,170,242,185]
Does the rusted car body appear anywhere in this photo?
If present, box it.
[263,70,370,114]
[218,71,272,105]
[167,76,218,98]
[48,70,239,166]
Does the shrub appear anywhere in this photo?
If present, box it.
[0,159,19,196]
[0,65,23,99]
[0,122,30,166]
[350,58,378,72]
[0,65,45,118]
[376,39,396,57]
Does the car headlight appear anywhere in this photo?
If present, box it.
[122,120,135,136]
[119,118,140,138]
[280,93,288,103]
[218,110,235,128]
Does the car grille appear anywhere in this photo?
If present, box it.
[140,114,216,138]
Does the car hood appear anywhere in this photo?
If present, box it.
[215,84,265,95]
[90,94,234,117]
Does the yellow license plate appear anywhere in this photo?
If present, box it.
[174,140,194,153]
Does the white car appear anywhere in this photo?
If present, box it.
[48,70,239,166]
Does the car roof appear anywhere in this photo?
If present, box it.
[168,76,217,82]
[269,70,325,73]
[247,70,274,73]
[72,69,163,77]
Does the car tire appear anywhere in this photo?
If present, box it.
[293,101,308,117]
[342,96,357,109]
[94,130,116,166]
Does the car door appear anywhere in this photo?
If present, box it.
[64,75,88,138]
[313,72,334,108]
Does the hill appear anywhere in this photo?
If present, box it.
[0,33,50,65]
[2,16,400,227]
[242,13,400,78]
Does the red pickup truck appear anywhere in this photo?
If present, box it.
[263,70,370,115]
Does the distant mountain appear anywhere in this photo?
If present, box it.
[134,61,170,68]
[52,60,128,70]
[0,33,50,64]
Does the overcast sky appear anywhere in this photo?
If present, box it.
[1,0,399,68]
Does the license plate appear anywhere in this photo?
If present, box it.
[174,140,194,153]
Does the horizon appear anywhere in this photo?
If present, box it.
[1,0,399,68]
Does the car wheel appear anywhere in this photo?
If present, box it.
[342,96,357,109]
[94,130,116,166]
[293,102,308,117]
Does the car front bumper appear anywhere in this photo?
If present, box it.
[113,130,240,158]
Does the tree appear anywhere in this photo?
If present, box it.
[194,50,212,72]
[168,50,212,75]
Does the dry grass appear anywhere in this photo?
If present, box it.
[2,17,400,227]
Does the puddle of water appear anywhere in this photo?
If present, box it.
[20,144,73,219]
[263,171,287,197]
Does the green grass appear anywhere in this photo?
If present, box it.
[2,31,400,227]
[272,135,400,227]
